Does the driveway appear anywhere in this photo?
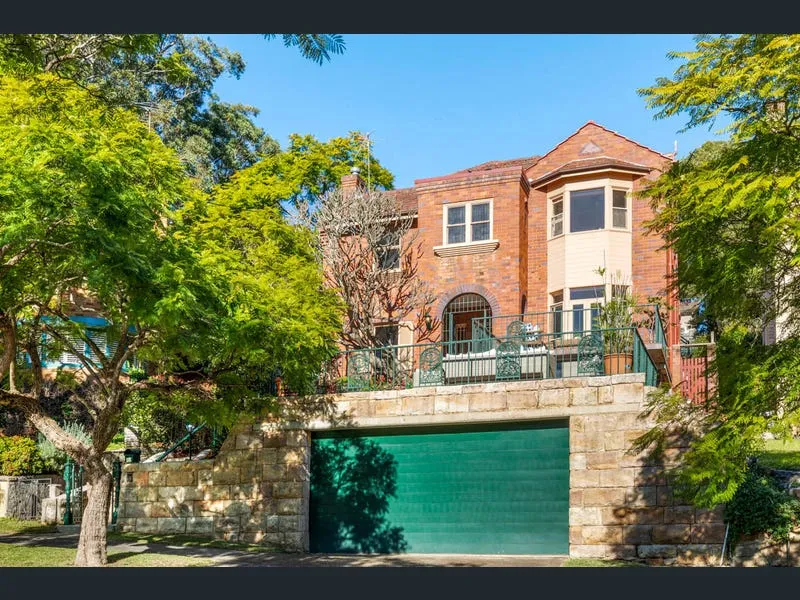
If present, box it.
[0,532,567,567]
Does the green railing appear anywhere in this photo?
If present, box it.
[324,325,663,393]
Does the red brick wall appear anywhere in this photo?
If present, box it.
[412,171,528,337]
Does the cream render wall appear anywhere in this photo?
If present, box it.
[545,175,633,306]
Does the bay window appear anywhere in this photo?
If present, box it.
[570,187,605,232]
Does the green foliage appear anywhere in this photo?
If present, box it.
[632,34,800,506]
[0,435,44,475]
[0,34,347,190]
[36,422,91,473]
[724,463,800,548]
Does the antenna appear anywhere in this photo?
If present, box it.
[360,131,374,189]
[674,140,678,156]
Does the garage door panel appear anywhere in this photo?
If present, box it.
[310,420,569,555]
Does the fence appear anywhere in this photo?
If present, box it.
[323,326,661,393]
[672,343,716,404]
[1,477,52,521]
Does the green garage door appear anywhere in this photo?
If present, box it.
[310,420,569,555]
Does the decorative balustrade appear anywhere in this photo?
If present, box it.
[321,325,662,393]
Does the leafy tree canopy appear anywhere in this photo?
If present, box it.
[0,34,346,190]
[634,34,800,506]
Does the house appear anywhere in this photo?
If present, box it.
[334,121,680,389]
[121,123,744,564]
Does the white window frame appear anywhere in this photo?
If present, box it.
[548,180,633,238]
[611,188,629,230]
[442,199,494,246]
[551,195,564,238]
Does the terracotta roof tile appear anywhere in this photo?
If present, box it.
[456,155,541,174]
[386,187,418,214]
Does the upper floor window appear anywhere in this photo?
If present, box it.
[570,188,605,232]
[444,200,492,245]
[612,189,628,229]
[376,231,400,271]
[551,196,563,237]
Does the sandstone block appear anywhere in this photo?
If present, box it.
[623,486,658,507]
[374,400,401,417]
[570,507,601,526]
[156,517,186,534]
[597,387,614,405]
[278,449,304,466]
[586,451,623,470]
[468,393,507,412]
[236,433,264,450]
[601,506,663,526]
[570,387,598,406]
[599,469,635,488]
[258,449,278,464]
[570,470,600,488]
[401,396,435,415]
[211,470,241,486]
[285,431,308,448]
[675,544,721,566]
[621,525,652,544]
[223,501,252,518]
[637,544,677,559]
[273,482,303,499]
[580,525,623,544]
[614,382,644,404]
[276,498,301,515]
[186,517,214,535]
[582,488,626,507]
[603,431,626,451]
[691,523,726,544]
[165,470,196,487]
[135,517,158,534]
[569,489,584,507]
[569,453,587,470]
[539,388,570,407]
[663,506,695,524]
[651,524,692,544]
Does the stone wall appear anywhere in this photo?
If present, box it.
[115,374,793,565]
[116,425,310,551]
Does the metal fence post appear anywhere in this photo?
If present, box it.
[111,459,122,525]
[63,459,73,525]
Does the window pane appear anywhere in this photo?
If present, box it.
[378,248,400,270]
[552,306,563,334]
[551,214,563,237]
[376,325,399,346]
[552,198,563,215]
[471,203,489,222]
[472,222,490,241]
[447,225,466,244]
[570,286,605,300]
[613,207,626,228]
[572,305,584,332]
[613,190,627,208]
[447,205,465,225]
[570,188,605,232]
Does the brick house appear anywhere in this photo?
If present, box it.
[337,121,680,386]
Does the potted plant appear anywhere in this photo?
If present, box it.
[595,273,637,375]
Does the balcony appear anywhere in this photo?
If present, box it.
[321,305,670,393]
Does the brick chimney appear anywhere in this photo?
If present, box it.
[340,166,365,193]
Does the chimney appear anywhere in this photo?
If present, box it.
[340,166,365,193]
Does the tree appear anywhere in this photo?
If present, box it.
[0,34,346,189]
[297,185,437,354]
[0,74,341,565]
[632,34,800,506]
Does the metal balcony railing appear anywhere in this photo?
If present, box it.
[321,325,661,393]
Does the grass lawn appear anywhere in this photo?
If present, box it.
[108,531,276,553]
[758,438,800,470]
[563,558,646,567]
[0,518,58,536]
[0,543,213,567]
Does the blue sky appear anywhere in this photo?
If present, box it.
[211,34,727,189]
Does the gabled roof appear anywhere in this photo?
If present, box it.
[456,155,541,174]
[529,156,653,188]
[528,121,674,171]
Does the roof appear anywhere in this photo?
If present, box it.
[528,156,653,188]
[456,155,541,174]
[386,187,418,214]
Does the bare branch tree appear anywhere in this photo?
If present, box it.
[298,186,439,351]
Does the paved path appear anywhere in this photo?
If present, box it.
[0,532,566,567]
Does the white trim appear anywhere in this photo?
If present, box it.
[441,198,494,247]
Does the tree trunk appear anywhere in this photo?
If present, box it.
[74,466,112,567]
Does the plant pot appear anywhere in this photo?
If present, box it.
[604,353,633,375]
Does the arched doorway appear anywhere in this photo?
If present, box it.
[442,293,493,354]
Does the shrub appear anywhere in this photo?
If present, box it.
[0,435,44,476]
[724,463,800,549]
[36,422,92,473]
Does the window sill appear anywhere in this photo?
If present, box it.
[433,240,499,257]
